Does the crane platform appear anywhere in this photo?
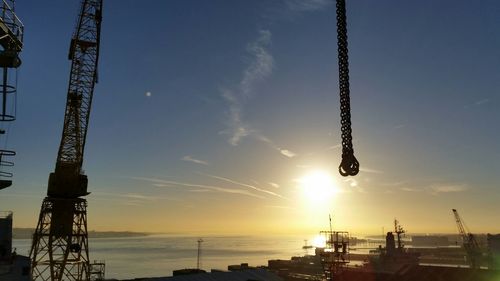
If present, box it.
[0,0,23,52]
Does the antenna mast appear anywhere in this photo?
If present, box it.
[197,238,204,270]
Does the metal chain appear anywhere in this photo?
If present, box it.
[336,0,359,176]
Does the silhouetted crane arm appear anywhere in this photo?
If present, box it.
[452,209,481,268]
[48,0,103,198]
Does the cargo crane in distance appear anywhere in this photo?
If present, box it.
[452,209,481,269]
[29,0,103,280]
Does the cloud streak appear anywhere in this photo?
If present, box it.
[221,30,296,158]
[429,184,468,194]
[359,167,384,174]
[265,205,296,210]
[268,182,280,188]
[91,191,182,206]
[121,193,157,201]
[256,135,297,158]
[240,30,274,98]
[474,98,490,106]
[181,155,209,166]
[200,173,289,200]
[222,30,273,146]
[284,0,333,12]
[131,176,266,199]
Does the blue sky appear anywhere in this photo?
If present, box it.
[0,0,499,235]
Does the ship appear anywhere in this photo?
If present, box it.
[268,219,500,281]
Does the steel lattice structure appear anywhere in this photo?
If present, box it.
[30,1,103,280]
[58,0,102,169]
[452,209,481,269]
[30,199,90,281]
[0,0,24,189]
[319,230,350,281]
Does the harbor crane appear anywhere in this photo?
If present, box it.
[29,0,103,280]
[452,209,481,269]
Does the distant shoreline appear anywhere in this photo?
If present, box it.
[12,228,151,239]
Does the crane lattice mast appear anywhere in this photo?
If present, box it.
[452,209,481,269]
[30,1,103,280]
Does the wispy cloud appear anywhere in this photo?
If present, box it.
[181,155,209,166]
[222,30,273,146]
[256,135,297,158]
[359,167,384,174]
[265,205,297,210]
[429,184,467,194]
[189,189,213,193]
[122,201,143,207]
[344,178,358,188]
[121,193,157,201]
[280,149,296,158]
[200,173,289,200]
[465,98,491,108]
[284,0,332,12]
[221,89,251,146]
[152,183,172,188]
[340,178,366,193]
[393,124,406,130]
[474,98,490,106]
[400,187,420,192]
[92,192,166,207]
[241,30,274,98]
[327,144,341,150]
[91,191,182,207]
[131,176,266,199]
[382,181,408,187]
[268,182,280,188]
[221,30,296,158]
[391,183,468,195]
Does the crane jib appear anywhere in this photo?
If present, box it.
[48,0,102,199]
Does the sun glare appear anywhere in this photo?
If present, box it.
[299,170,338,204]
[312,234,327,248]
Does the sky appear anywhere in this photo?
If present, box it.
[0,0,499,236]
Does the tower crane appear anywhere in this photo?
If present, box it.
[452,209,481,269]
[29,0,103,280]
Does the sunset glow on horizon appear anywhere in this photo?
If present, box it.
[1,0,499,237]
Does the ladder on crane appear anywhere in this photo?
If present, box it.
[0,0,23,190]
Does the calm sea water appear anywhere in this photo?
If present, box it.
[13,234,311,279]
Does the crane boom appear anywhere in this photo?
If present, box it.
[452,209,481,268]
[48,0,102,198]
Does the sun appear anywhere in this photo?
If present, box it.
[299,170,338,204]
[311,234,327,248]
